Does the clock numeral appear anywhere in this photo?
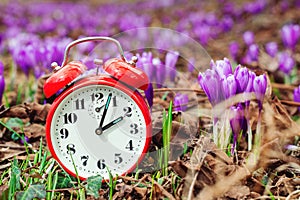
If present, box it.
[91,93,104,102]
[75,99,85,110]
[63,113,77,124]
[66,144,76,155]
[81,155,89,166]
[114,153,123,164]
[130,123,138,134]
[97,159,106,170]
[60,128,69,139]
[124,107,132,117]
[112,96,117,107]
[125,140,134,151]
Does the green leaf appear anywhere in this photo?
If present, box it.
[12,158,21,191]
[56,172,75,189]
[85,175,103,198]
[16,184,46,200]
[6,118,24,128]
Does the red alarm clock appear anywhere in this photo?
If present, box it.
[44,37,152,180]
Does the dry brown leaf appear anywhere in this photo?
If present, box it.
[34,74,51,104]
[251,97,300,171]
[0,102,51,123]
[181,136,251,199]
[22,123,45,139]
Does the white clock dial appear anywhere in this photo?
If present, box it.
[49,84,148,179]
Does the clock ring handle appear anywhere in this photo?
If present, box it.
[61,36,126,67]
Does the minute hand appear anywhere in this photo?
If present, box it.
[99,93,112,129]
[102,116,124,131]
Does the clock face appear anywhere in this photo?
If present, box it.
[46,78,151,180]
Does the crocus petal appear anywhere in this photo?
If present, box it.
[253,74,267,107]
[278,51,295,75]
[229,41,239,60]
[221,74,237,99]
[0,61,5,105]
[212,57,233,77]
[247,44,259,61]
[165,51,179,82]
[234,65,249,93]
[198,69,223,105]
[144,82,153,108]
[174,93,189,111]
[281,24,300,51]
[294,86,300,111]
[153,57,165,87]
[243,31,255,45]
[265,42,278,58]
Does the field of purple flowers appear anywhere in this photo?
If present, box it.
[0,0,300,199]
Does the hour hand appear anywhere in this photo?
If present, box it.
[102,116,124,131]
[95,93,112,135]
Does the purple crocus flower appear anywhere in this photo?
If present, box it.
[278,51,295,75]
[293,85,300,111]
[281,24,300,51]
[253,74,267,108]
[174,93,189,111]
[229,41,239,60]
[243,31,255,46]
[234,65,249,93]
[244,0,266,14]
[211,57,232,77]
[0,61,5,105]
[188,57,195,73]
[230,104,247,153]
[245,71,256,93]
[247,44,260,62]
[221,74,237,99]
[265,42,278,57]
[165,51,179,82]
[144,82,153,108]
[198,69,224,106]
[153,57,165,88]
[137,52,154,81]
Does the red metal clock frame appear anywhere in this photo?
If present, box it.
[45,75,152,180]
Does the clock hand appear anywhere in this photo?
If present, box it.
[102,116,124,131]
[95,104,105,113]
[95,93,112,135]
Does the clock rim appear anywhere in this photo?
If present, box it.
[45,75,152,180]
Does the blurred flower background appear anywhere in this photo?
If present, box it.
[0,0,299,151]
[1,0,300,199]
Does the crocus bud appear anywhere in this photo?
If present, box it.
[278,51,295,75]
[253,74,267,108]
[165,51,179,82]
[198,69,224,106]
[294,85,300,111]
[0,61,5,105]
[281,24,300,51]
[265,42,278,57]
[243,31,255,45]
[229,41,239,60]
[221,74,237,99]
[234,65,249,93]
[174,93,189,111]
[245,71,256,93]
[139,52,154,81]
[188,57,195,72]
[144,82,153,108]
[247,44,259,61]
[230,104,247,153]
[153,57,165,88]
[211,57,233,77]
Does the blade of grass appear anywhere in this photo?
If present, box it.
[162,101,172,176]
